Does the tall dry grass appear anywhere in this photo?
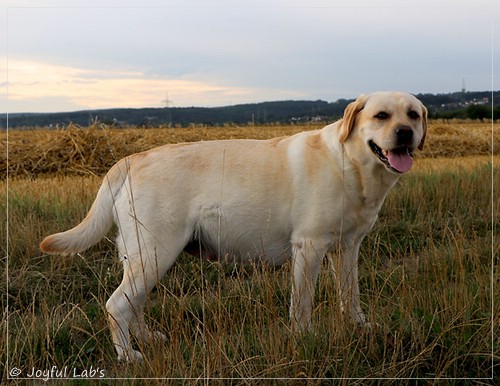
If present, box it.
[1,123,498,383]
[1,121,498,177]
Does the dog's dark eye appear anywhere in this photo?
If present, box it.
[374,112,389,120]
[408,111,420,120]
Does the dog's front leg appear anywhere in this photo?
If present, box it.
[338,239,367,326]
[289,237,327,331]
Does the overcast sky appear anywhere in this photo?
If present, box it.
[1,0,499,113]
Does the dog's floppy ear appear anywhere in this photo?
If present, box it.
[418,102,428,150]
[339,94,367,143]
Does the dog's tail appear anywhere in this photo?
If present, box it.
[40,159,130,255]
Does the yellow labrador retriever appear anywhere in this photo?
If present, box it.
[41,91,427,361]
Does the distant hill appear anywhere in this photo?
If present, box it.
[416,91,499,120]
[1,91,499,129]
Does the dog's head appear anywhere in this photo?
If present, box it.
[339,91,427,174]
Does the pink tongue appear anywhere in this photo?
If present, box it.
[387,151,413,173]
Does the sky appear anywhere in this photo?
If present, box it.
[1,0,499,113]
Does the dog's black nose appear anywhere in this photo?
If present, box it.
[396,126,413,146]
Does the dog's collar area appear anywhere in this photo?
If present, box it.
[368,140,414,173]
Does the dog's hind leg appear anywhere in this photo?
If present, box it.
[106,235,186,361]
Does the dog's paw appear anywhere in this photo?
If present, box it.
[152,330,167,342]
[356,320,382,330]
[118,349,143,362]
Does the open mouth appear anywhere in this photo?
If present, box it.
[368,140,414,173]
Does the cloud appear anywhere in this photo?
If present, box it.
[4,59,271,112]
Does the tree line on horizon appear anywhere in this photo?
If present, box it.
[2,91,499,129]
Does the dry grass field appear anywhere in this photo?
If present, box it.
[1,121,498,384]
[3,121,498,177]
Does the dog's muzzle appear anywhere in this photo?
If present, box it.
[369,140,414,174]
[368,126,416,174]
